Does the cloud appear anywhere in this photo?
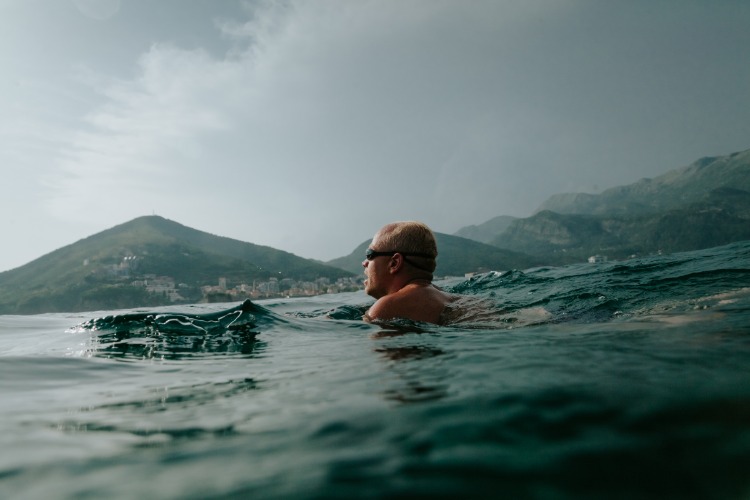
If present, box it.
[72,0,121,21]
[40,0,750,260]
[44,44,235,218]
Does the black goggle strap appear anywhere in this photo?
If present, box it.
[402,255,434,273]
[366,249,434,260]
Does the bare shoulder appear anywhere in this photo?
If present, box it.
[365,294,400,321]
[366,285,453,324]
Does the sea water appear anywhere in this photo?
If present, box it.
[1,241,750,499]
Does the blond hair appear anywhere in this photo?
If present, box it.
[375,221,438,274]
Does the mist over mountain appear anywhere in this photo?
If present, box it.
[457,148,750,264]
[453,215,518,244]
[537,149,750,215]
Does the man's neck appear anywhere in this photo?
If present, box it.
[400,277,432,289]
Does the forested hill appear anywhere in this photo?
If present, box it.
[0,216,354,314]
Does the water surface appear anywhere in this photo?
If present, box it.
[2,241,750,498]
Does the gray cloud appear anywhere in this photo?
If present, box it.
[0,0,748,271]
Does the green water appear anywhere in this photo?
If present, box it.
[1,241,749,498]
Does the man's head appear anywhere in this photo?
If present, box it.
[363,221,438,298]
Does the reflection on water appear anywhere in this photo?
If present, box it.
[372,333,450,404]
[374,344,444,362]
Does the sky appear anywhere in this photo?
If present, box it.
[1,0,749,272]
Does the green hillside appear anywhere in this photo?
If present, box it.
[327,232,542,276]
[0,216,354,314]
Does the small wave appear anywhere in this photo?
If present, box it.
[78,300,275,360]
[81,300,267,334]
[438,241,750,327]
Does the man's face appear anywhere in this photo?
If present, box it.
[363,235,391,299]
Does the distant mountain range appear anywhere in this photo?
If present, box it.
[537,149,750,215]
[2,148,747,314]
[0,216,539,314]
[456,148,750,264]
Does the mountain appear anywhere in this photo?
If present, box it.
[454,148,750,264]
[454,215,517,244]
[536,149,750,215]
[326,232,542,276]
[0,216,354,314]
[492,187,750,264]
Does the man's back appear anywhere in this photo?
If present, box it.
[365,282,453,324]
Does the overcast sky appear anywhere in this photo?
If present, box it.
[1,0,748,272]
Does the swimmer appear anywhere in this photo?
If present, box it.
[362,221,455,324]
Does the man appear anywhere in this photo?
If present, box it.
[363,221,454,324]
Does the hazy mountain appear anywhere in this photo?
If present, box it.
[492,187,750,264]
[537,149,750,215]
[449,148,750,264]
[327,232,542,277]
[0,216,353,314]
[454,215,517,244]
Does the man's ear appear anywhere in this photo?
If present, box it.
[389,253,404,273]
